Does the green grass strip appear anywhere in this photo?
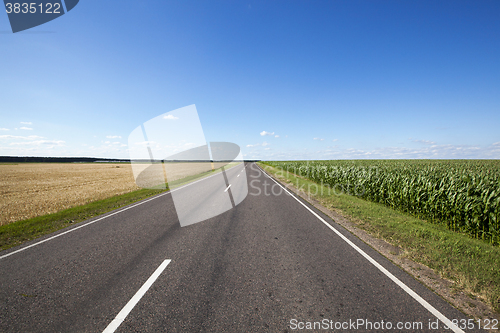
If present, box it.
[0,188,167,252]
[259,162,500,314]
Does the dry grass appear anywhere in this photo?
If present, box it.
[0,163,140,225]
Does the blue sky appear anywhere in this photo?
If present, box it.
[1,0,499,160]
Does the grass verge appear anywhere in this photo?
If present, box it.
[259,162,500,315]
[0,188,167,252]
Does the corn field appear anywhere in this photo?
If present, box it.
[264,160,500,245]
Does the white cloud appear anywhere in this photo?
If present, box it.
[20,122,32,125]
[261,142,500,160]
[260,131,275,136]
[246,141,270,148]
[164,114,179,120]
[332,139,338,142]
[20,127,33,130]
[0,135,44,140]
[134,141,156,146]
[275,135,279,138]
[106,135,122,139]
[10,140,65,147]
[313,138,324,141]
[246,138,500,160]
[412,139,436,145]
[0,128,9,131]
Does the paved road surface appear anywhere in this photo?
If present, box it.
[0,163,482,332]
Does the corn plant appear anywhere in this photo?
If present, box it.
[266,160,500,245]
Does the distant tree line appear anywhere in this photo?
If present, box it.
[0,156,130,163]
[0,156,260,163]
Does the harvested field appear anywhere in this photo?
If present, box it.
[0,163,140,225]
[0,162,240,225]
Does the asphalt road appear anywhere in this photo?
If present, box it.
[0,162,483,332]
[171,162,248,227]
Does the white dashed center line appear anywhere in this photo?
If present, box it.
[102,259,171,333]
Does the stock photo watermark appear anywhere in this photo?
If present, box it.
[128,105,248,227]
[289,317,499,331]
[3,0,79,33]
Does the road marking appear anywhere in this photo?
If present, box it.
[224,184,232,192]
[102,259,171,333]
[0,164,239,260]
[237,174,240,177]
[258,165,465,333]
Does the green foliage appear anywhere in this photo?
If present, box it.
[264,160,500,245]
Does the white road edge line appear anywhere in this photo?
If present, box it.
[258,165,464,333]
[0,163,242,260]
[224,184,232,192]
[102,259,171,333]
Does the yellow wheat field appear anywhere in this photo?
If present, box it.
[0,162,239,225]
[0,163,141,225]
